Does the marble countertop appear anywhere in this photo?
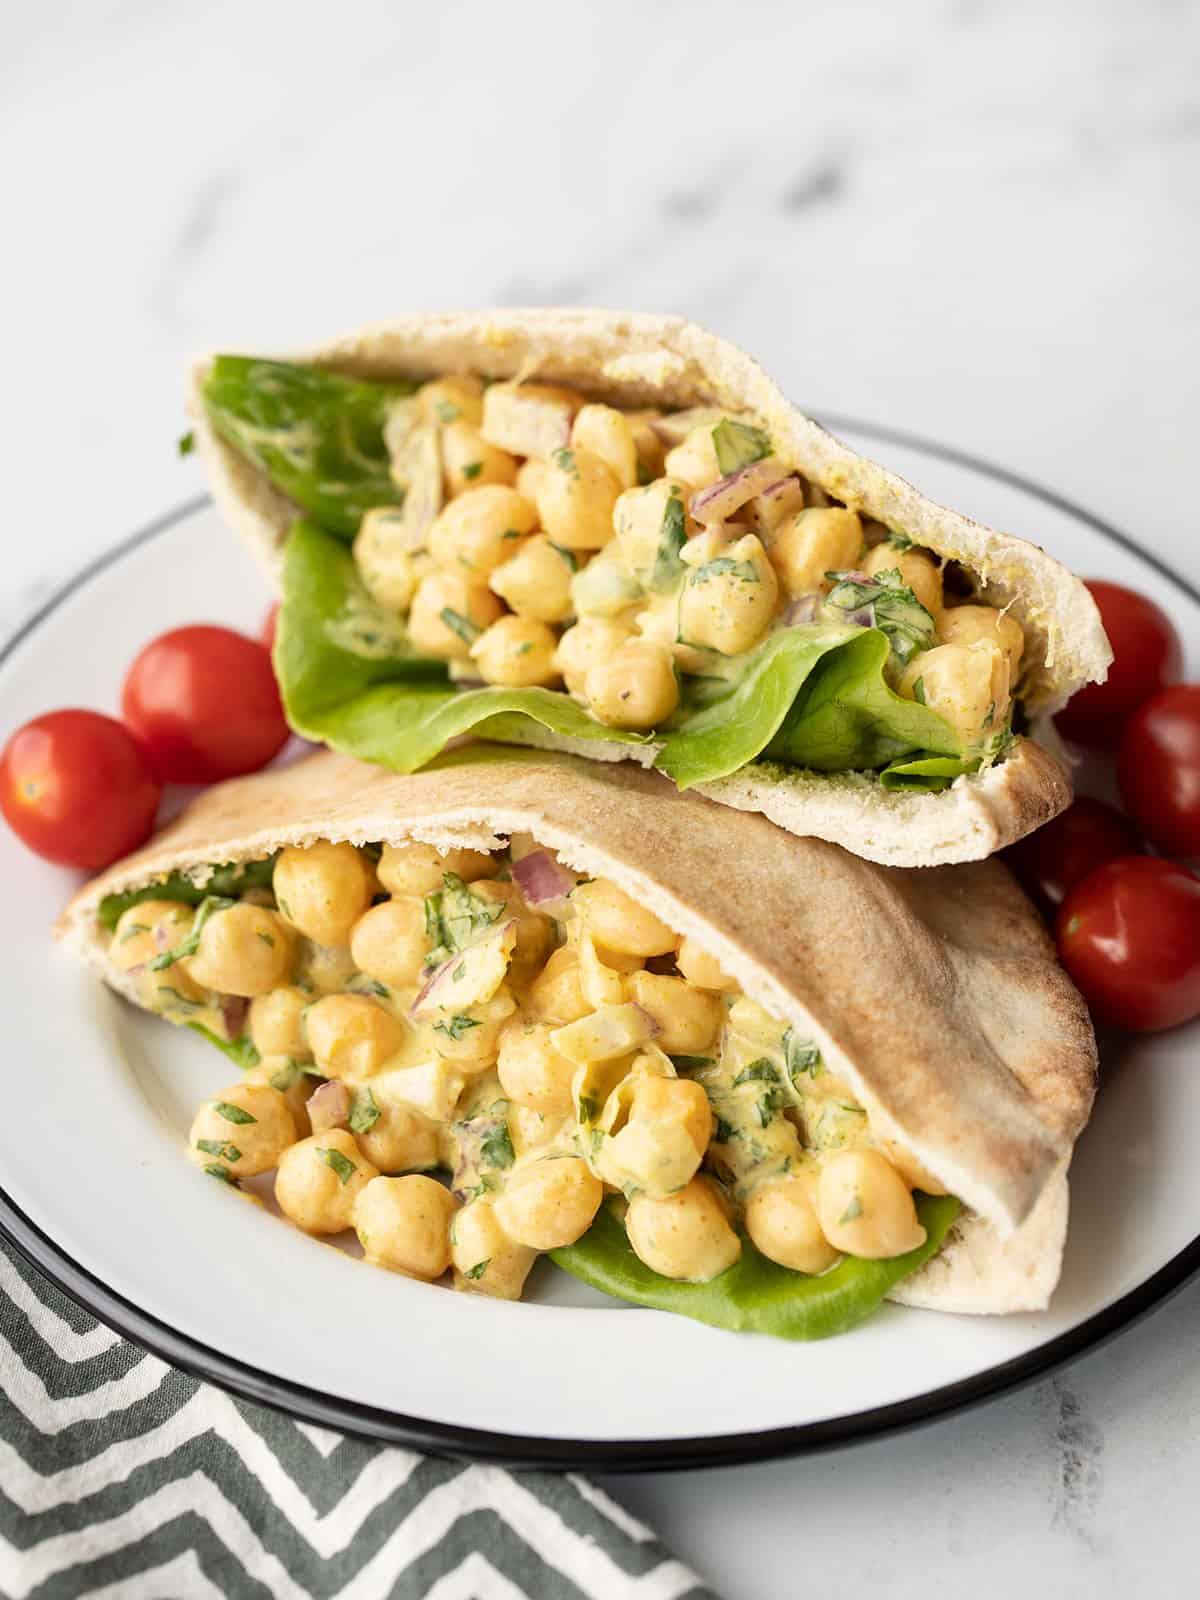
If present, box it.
[4,2,1198,1593]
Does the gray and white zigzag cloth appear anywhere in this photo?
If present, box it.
[0,1238,715,1600]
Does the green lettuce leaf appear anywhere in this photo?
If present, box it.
[97,857,278,931]
[277,520,967,788]
[188,1027,261,1070]
[550,1193,960,1341]
[878,753,979,792]
[278,522,646,769]
[202,356,415,539]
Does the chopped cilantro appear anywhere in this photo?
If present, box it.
[887,532,914,551]
[913,676,927,705]
[196,1138,241,1161]
[577,1094,598,1124]
[435,400,461,423]
[551,447,580,479]
[731,1059,781,1087]
[348,1087,381,1135]
[464,1259,489,1280]
[669,1055,714,1073]
[440,607,480,646]
[783,1029,822,1081]
[316,1146,357,1185]
[714,1117,736,1143]
[150,895,234,971]
[256,930,275,947]
[204,1163,237,1185]
[690,557,759,585]
[462,461,483,480]
[549,542,578,571]
[214,1100,257,1126]
[433,1014,482,1042]
[479,1123,515,1170]
[647,492,686,592]
[177,430,195,457]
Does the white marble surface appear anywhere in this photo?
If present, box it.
[3,1,1199,1593]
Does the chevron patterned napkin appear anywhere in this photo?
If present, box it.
[0,1237,715,1600]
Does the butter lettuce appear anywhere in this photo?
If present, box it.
[551,1193,960,1341]
[277,520,972,792]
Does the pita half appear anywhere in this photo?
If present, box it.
[190,309,1109,868]
[58,745,1096,1318]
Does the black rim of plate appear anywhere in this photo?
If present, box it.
[2,425,1199,1474]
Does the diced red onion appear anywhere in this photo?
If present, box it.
[690,458,783,525]
[782,595,820,625]
[844,603,876,628]
[221,995,248,1038]
[409,919,516,1019]
[632,1004,662,1038]
[758,473,802,505]
[307,1079,350,1133]
[512,850,576,906]
[154,923,172,950]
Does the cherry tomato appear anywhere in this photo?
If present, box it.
[1055,580,1182,747]
[0,710,161,869]
[1056,856,1200,1031]
[1118,684,1200,858]
[1004,797,1141,914]
[261,602,279,653]
[122,625,289,784]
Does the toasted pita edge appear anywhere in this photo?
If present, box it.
[889,1168,1071,1314]
[55,747,1095,1257]
[189,306,1109,711]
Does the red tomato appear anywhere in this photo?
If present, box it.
[122,625,289,784]
[1118,684,1200,858]
[1004,797,1141,914]
[1055,580,1182,747]
[0,710,161,869]
[261,602,280,653]
[1056,856,1200,1031]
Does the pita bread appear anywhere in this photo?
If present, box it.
[58,745,1096,1315]
[190,311,1110,868]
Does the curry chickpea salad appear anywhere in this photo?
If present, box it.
[98,833,957,1329]
[201,358,1031,798]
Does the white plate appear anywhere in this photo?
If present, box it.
[2,424,1197,1470]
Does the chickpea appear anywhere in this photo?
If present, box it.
[628,972,722,1055]
[471,615,561,687]
[187,904,294,998]
[572,879,677,958]
[356,1100,440,1174]
[274,841,374,948]
[937,604,1025,677]
[630,1075,713,1161]
[676,934,736,992]
[481,381,582,459]
[189,1083,298,1179]
[515,458,548,505]
[450,1196,538,1299]
[626,1178,741,1281]
[816,1149,926,1259]
[497,1019,577,1112]
[603,1074,711,1197]
[246,1058,313,1138]
[625,410,667,482]
[441,420,517,497]
[523,948,590,1026]
[428,485,538,580]
[349,898,430,990]
[407,569,504,662]
[678,533,778,655]
[111,900,208,1010]
[584,640,679,731]
[535,447,621,551]
[249,985,312,1060]
[489,534,575,624]
[275,1130,378,1235]
[471,880,555,984]
[746,1172,840,1274]
[377,841,498,897]
[353,509,422,613]
[417,373,484,428]
[664,425,721,490]
[612,479,691,572]
[899,640,1010,738]
[555,614,637,698]
[353,1174,458,1278]
[494,1157,603,1250]
[862,542,943,615]
[570,404,638,490]
[305,994,404,1079]
[767,508,862,599]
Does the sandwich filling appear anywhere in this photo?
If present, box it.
[202,359,1028,794]
[97,832,958,1325]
